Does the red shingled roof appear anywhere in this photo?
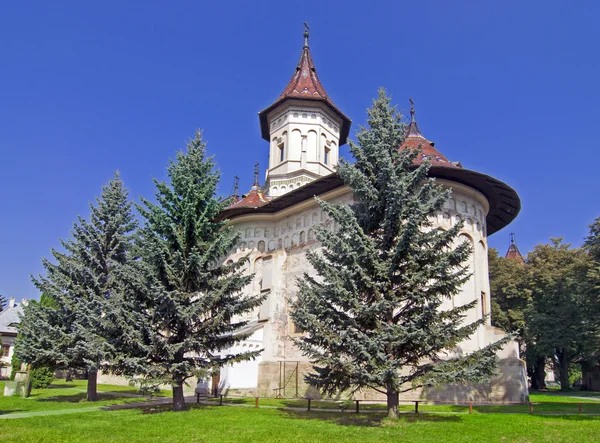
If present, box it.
[399,116,460,168]
[228,187,270,210]
[277,45,331,103]
[505,239,525,264]
[258,40,351,145]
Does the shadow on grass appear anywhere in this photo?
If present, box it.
[133,403,213,415]
[280,409,462,428]
[0,409,24,415]
[39,393,88,403]
[47,383,78,389]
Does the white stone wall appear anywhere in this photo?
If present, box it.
[265,101,343,197]
[222,180,526,400]
[0,335,16,378]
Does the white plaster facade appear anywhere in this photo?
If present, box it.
[264,101,342,197]
[218,179,527,402]
[0,298,24,379]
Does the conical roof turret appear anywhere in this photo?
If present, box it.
[227,163,270,209]
[258,25,351,145]
[399,100,460,168]
[505,233,525,264]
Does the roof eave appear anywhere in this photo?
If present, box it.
[258,97,351,145]
[219,167,520,236]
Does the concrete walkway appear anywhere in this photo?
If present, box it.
[0,394,191,420]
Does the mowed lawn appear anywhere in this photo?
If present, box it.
[0,380,168,414]
[2,382,600,442]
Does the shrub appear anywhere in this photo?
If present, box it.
[10,354,22,380]
[29,366,55,388]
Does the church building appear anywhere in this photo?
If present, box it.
[214,29,528,403]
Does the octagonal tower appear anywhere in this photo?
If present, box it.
[216,30,527,404]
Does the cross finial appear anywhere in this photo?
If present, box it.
[409,98,415,123]
[303,22,310,48]
[510,232,516,244]
[253,162,260,187]
[233,175,239,196]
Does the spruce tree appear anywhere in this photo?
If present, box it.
[0,294,7,311]
[107,131,264,412]
[16,173,137,400]
[290,89,507,418]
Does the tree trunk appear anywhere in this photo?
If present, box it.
[173,380,187,412]
[87,368,98,402]
[387,391,399,419]
[558,351,570,392]
[528,356,546,390]
[65,370,73,382]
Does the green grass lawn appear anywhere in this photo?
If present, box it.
[2,383,600,442]
[2,403,600,442]
[206,392,600,415]
[0,380,168,414]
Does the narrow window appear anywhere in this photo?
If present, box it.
[324,147,330,165]
[279,143,285,162]
[481,291,487,318]
[1,345,10,357]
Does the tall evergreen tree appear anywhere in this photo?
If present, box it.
[0,294,7,311]
[107,131,264,412]
[16,173,137,400]
[291,89,507,418]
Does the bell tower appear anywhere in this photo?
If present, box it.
[258,25,351,197]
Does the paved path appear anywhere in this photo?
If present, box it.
[0,394,190,420]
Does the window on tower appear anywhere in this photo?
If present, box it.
[278,143,285,162]
[324,147,330,165]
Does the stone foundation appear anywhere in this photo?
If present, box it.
[255,356,529,403]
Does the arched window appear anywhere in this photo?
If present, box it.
[258,241,265,252]
[300,231,306,244]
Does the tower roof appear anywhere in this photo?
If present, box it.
[258,26,351,145]
[505,233,525,264]
[227,163,270,210]
[399,100,460,168]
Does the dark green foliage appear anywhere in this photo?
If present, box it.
[16,173,137,401]
[29,365,55,388]
[0,294,7,311]
[584,217,600,261]
[10,353,22,380]
[290,89,507,418]
[524,239,594,391]
[107,131,264,412]
[488,248,529,341]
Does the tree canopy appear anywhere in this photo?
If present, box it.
[106,131,265,411]
[16,173,137,400]
[291,89,507,418]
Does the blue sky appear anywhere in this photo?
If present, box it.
[1,1,599,300]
